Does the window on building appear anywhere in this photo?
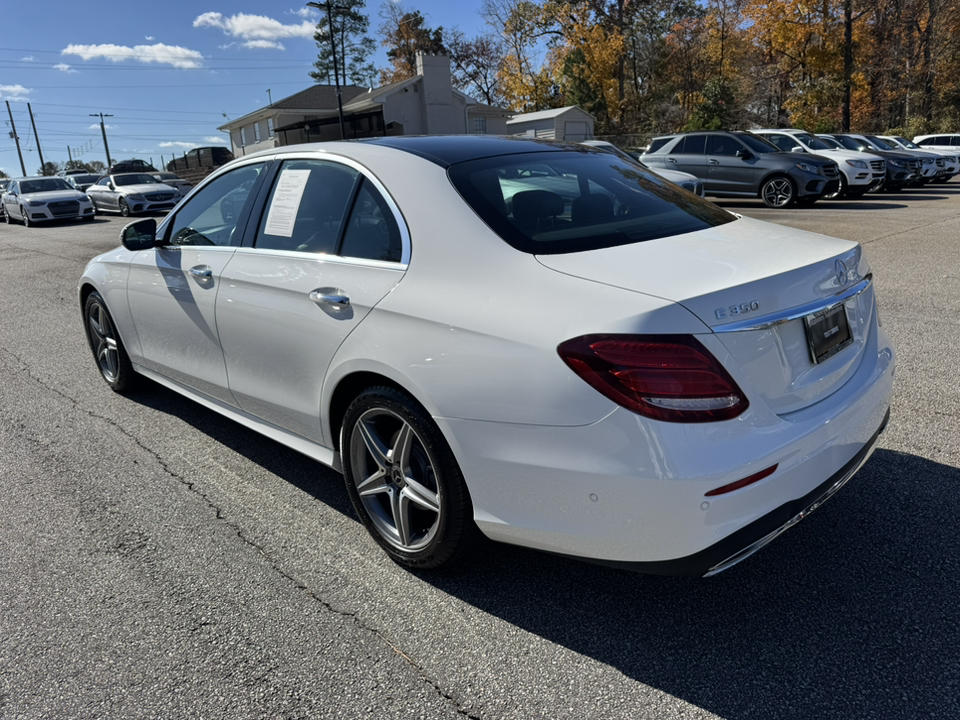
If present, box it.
[472,116,487,135]
[240,126,249,146]
[253,122,261,143]
[267,117,275,138]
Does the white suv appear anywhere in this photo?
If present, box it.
[753,128,884,198]
[914,134,960,152]
[879,135,958,183]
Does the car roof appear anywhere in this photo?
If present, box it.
[259,135,588,169]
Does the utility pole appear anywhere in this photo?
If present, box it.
[89,112,114,169]
[27,103,45,172]
[267,88,272,105]
[6,101,26,176]
[306,1,346,140]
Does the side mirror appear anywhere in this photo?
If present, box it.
[792,145,805,153]
[121,218,158,251]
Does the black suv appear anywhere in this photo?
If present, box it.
[642,131,840,208]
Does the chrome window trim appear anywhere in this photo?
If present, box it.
[256,150,412,266]
[712,275,872,333]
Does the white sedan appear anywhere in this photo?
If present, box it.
[86,173,181,216]
[78,137,895,576]
[3,176,95,226]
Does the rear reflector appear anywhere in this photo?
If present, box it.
[558,334,748,423]
[705,465,778,496]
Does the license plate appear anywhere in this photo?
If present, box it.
[804,303,853,364]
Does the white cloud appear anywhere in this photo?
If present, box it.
[21,55,35,62]
[193,12,314,47]
[145,35,155,41]
[160,141,199,149]
[291,7,318,19]
[202,136,227,144]
[0,84,31,101]
[53,63,77,73]
[88,124,116,130]
[243,40,285,50]
[62,43,204,69]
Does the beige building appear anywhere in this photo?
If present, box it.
[218,53,512,155]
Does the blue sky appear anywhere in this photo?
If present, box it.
[1,1,489,175]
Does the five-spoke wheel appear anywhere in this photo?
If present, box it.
[83,292,138,393]
[342,387,477,569]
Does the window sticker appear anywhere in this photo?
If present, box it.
[263,168,311,237]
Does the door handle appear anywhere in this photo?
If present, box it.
[709,159,720,165]
[189,265,213,280]
[309,289,350,308]
[666,157,677,163]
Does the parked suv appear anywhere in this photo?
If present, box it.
[753,128,884,198]
[914,134,960,152]
[820,134,922,192]
[642,131,840,207]
[863,135,947,184]
[878,135,958,183]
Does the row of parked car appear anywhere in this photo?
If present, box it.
[0,169,193,227]
[639,130,960,208]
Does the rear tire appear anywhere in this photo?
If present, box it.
[341,386,479,570]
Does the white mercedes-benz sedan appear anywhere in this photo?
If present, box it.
[78,137,895,576]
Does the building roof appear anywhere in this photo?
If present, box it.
[506,105,595,125]
[218,84,370,130]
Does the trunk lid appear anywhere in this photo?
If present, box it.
[536,217,875,415]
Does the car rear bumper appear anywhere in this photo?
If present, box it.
[441,323,895,575]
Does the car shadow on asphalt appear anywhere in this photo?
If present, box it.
[128,381,959,719]
[419,448,960,720]
[129,379,354,517]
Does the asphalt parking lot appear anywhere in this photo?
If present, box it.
[1,183,958,719]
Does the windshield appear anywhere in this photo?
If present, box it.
[793,133,831,150]
[737,133,781,154]
[834,136,870,152]
[867,136,897,150]
[71,174,101,184]
[448,150,735,255]
[817,137,843,150]
[894,137,920,149]
[20,178,71,193]
[115,173,159,186]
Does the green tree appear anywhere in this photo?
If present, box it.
[37,161,63,176]
[310,0,377,87]
[378,4,446,84]
[87,160,106,174]
[686,76,740,129]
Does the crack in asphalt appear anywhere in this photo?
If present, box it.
[0,347,483,720]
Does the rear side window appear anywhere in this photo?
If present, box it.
[448,150,736,255]
[673,135,706,155]
[646,137,671,154]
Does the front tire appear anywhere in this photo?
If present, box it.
[119,198,130,217]
[760,176,796,208]
[341,387,478,570]
[20,206,31,227]
[83,291,139,393]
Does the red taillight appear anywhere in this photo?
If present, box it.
[557,334,748,423]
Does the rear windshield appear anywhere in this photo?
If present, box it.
[447,150,735,255]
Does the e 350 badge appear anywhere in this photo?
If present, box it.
[715,300,760,320]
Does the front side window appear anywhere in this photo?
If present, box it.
[165,163,265,247]
[707,135,744,156]
[449,150,736,255]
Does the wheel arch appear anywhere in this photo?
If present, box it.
[756,171,795,196]
[327,371,414,455]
